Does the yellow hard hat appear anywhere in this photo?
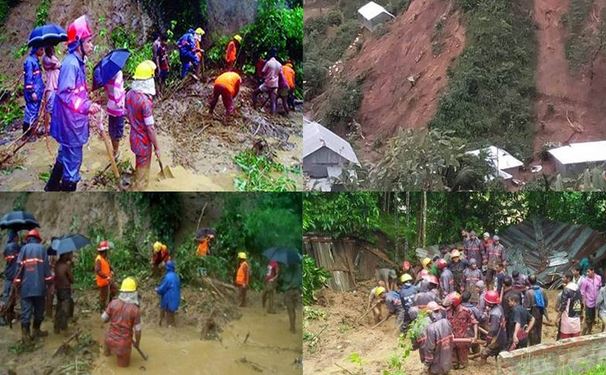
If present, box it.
[422,257,432,268]
[451,249,461,258]
[234,34,242,43]
[400,273,413,283]
[153,241,163,252]
[238,252,247,260]
[133,60,156,80]
[195,28,205,35]
[120,277,137,292]
[374,286,386,297]
[161,244,167,252]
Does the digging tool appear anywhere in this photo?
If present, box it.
[356,301,382,325]
[100,130,120,180]
[133,341,148,360]
[157,157,175,179]
[371,313,393,329]
[53,329,81,357]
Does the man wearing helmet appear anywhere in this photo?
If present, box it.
[444,292,477,370]
[399,273,418,333]
[235,252,250,307]
[225,34,242,70]
[423,301,453,374]
[368,281,387,323]
[414,275,440,308]
[464,231,483,267]
[486,235,505,288]
[13,229,53,343]
[437,259,454,298]
[480,290,507,362]
[177,28,200,79]
[95,240,117,311]
[463,259,483,303]
[102,277,142,367]
[46,15,102,192]
[449,249,466,293]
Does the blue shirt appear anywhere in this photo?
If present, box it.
[156,263,181,312]
[23,51,45,101]
[15,239,52,298]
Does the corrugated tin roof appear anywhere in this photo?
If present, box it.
[548,141,606,165]
[358,1,394,21]
[303,118,360,164]
[467,146,524,178]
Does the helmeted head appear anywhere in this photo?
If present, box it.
[26,229,41,242]
[427,275,439,287]
[67,15,93,55]
[153,241,163,253]
[97,240,110,252]
[483,232,490,239]
[451,249,461,260]
[422,257,432,269]
[133,60,156,80]
[436,258,448,270]
[195,28,205,36]
[484,290,500,305]
[400,273,413,284]
[427,301,444,321]
[238,251,247,260]
[446,292,462,308]
[469,258,477,268]
[120,277,137,292]
[374,286,386,298]
[233,34,242,43]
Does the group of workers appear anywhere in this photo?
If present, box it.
[21,15,297,191]
[368,229,606,374]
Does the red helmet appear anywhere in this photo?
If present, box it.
[446,292,462,307]
[427,275,439,286]
[402,260,411,271]
[26,229,41,241]
[419,269,429,279]
[97,240,110,251]
[67,15,92,44]
[436,259,448,270]
[484,290,500,305]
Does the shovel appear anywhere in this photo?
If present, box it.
[100,130,120,180]
[157,156,175,179]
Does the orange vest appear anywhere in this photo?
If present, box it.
[195,39,203,60]
[226,41,237,64]
[215,72,241,97]
[283,65,295,89]
[235,261,249,286]
[197,239,209,257]
[95,255,111,287]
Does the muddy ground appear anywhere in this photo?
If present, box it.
[0,75,302,191]
[0,279,302,375]
[303,281,562,375]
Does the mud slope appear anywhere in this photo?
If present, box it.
[348,0,465,147]
[533,0,606,152]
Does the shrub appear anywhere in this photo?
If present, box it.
[322,77,364,128]
[302,255,331,305]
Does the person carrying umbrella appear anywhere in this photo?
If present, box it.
[22,44,45,137]
[155,260,180,327]
[95,240,117,311]
[262,259,279,313]
[46,15,102,192]
[13,229,53,343]
[0,230,21,326]
[53,251,73,334]
[235,252,250,307]
[126,60,161,190]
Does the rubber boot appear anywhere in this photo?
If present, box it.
[59,180,78,192]
[32,321,48,338]
[44,162,64,192]
[21,324,31,344]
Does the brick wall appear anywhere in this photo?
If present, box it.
[497,333,606,375]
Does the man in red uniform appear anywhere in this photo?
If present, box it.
[262,260,279,313]
[445,292,477,370]
[423,301,453,374]
[102,277,142,368]
[225,35,241,70]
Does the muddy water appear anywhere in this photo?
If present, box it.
[91,304,302,375]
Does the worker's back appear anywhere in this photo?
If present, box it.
[215,72,241,97]
[17,239,50,298]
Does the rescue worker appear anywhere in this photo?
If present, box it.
[42,46,61,135]
[557,271,582,339]
[253,48,282,115]
[46,15,102,192]
[463,259,482,303]
[494,262,507,295]
[153,34,169,96]
[461,290,483,324]
[444,292,477,370]
[225,34,241,70]
[194,28,205,76]
[95,240,117,312]
[13,229,53,342]
[449,249,466,292]
[416,257,433,284]
[156,260,180,327]
[282,60,296,110]
[476,280,487,314]
[464,231,483,266]
[151,241,170,276]
[580,266,602,335]
[53,251,74,334]
[486,235,505,288]
[408,306,431,364]
[102,277,142,368]
[277,68,290,114]
[196,232,214,256]
[501,276,517,345]
[524,274,549,345]
[399,273,418,333]
[507,294,535,350]
[104,69,126,159]
[1,230,20,326]
[262,259,279,313]
[235,252,250,307]
[23,46,45,136]
[375,267,398,291]
[414,275,440,309]
[126,60,161,190]
[209,71,242,118]
[177,28,199,78]
[380,288,406,332]
[368,282,386,323]
[480,291,507,362]
[423,301,453,374]
[282,262,301,333]
[402,260,416,281]
[437,259,454,298]
[480,232,493,275]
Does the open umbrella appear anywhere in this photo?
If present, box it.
[28,24,67,48]
[263,247,302,265]
[0,211,39,231]
[196,227,216,241]
[92,49,130,90]
[51,234,90,255]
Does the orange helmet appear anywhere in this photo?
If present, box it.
[97,240,110,251]
[427,275,439,286]
[484,290,500,305]
[446,292,462,307]
[67,15,92,44]
[26,229,41,241]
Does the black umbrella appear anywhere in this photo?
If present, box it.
[196,227,216,241]
[51,234,90,255]
[0,211,40,231]
[262,247,302,265]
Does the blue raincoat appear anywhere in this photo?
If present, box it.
[14,238,52,298]
[23,50,45,125]
[50,44,93,182]
[156,261,180,312]
[178,30,199,78]
[3,230,20,281]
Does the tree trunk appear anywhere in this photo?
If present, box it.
[421,191,427,247]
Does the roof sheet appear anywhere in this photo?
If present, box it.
[548,141,606,165]
[358,2,391,20]
[467,146,524,172]
[303,118,360,164]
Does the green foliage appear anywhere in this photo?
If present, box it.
[233,150,299,192]
[206,34,231,66]
[322,77,364,128]
[431,0,537,159]
[302,254,330,305]
[383,312,428,375]
[34,0,51,26]
[303,305,326,320]
[12,192,28,210]
[0,89,23,130]
[348,352,363,367]
[563,0,594,69]
[109,26,154,78]
[582,362,606,375]
[303,192,380,236]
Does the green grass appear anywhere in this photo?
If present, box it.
[563,0,594,70]
[233,150,299,191]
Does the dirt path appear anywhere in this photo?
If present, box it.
[304,285,561,375]
[533,0,606,155]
